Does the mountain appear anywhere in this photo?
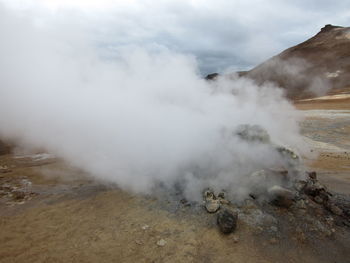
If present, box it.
[209,25,350,99]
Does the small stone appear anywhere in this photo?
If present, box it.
[205,199,220,213]
[314,196,324,204]
[268,185,295,208]
[11,191,26,200]
[276,146,299,160]
[217,209,238,234]
[217,191,229,205]
[325,216,334,225]
[217,191,225,199]
[232,235,239,243]
[141,225,149,230]
[180,198,187,204]
[308,171,317,180]
[203,189,220,213]
[296,200,307,209]
[219,199,229,205]
[180,198,191,207]
[294,180,306,192]
[236,124,270,143]
[135,239,143,245]
[329,204,343,216]
[203,189,215,199]
[156,239,167,247]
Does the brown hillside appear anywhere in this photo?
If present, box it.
[244,25,350,99]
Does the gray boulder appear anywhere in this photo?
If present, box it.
[217,209,238,234]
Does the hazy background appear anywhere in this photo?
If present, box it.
[1,0,349,75]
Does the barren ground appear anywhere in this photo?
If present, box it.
[0,95,350,263]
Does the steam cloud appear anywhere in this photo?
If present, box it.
[0,5,307,200]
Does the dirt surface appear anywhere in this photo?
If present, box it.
[296,94,350,195]
[0,95,350,263]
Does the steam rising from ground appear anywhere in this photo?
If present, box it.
[0,5,306,200]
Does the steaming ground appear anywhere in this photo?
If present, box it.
[0,5,305,201]
[0,96,350,262]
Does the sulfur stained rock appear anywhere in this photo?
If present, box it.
[203,189,221,213]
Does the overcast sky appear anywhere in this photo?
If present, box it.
[2,0,350,74]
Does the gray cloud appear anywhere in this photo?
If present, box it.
[2,0,349,74]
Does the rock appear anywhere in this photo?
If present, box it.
[203,189,220,213]
[296,200,307,209]
[203,189,215,200]
[304,180,326,197]
[219,199,229,205]
[217,209,238,234]
[294,180,307,192]
[325,216,334,226]
[314,196,324,204]
[319,190,330,202]
[275,146,301,176]
[232,235,239,243]
[156,239,167,247]
[141,225,149,230]
[205,73,219,80]
[308,171,317,180]
[180,198,191,207]
[276,146,299,160]
[217,191,225,199]
[326,202,343,216]
[268,185,295,208]
[236,124,270,143]
[11,190,26,200]
[205,199,220,213]
[218,191,229,205]
[135,239,143,245]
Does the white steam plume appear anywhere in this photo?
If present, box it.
[0,5,306,200]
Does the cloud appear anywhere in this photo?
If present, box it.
[1,0,349,74]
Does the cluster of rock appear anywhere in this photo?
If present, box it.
[298,172,346,217]
[203,189,238,234]
[198,124,349,236]
[201,170,349,237]
[267,169,348,219]
[0,174,37,205]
